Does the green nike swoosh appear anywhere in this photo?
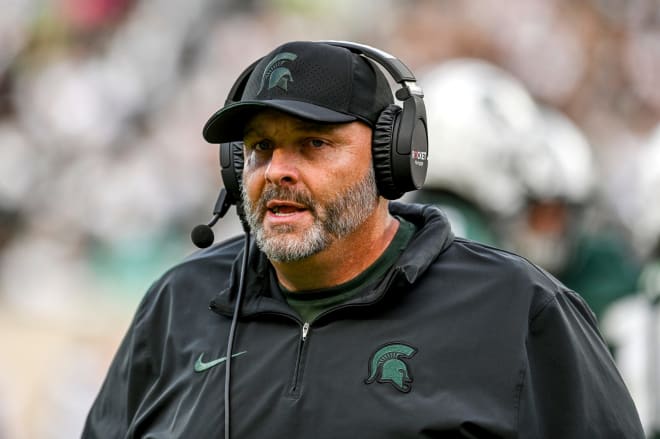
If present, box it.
[194,351,247,373]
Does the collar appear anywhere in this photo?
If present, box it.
[209,201,454,319]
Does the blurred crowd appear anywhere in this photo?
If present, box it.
[1,0,659,437]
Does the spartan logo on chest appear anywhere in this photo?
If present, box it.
[365,342,417,393]
[258,52,298,94]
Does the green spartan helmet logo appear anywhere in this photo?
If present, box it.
[365,343,417,393]
[258,52,298,94]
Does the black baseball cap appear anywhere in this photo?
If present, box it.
[203,41,394,143]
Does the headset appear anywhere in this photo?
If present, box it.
[191,41,427,439]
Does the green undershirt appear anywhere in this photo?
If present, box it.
[279,218,416,323]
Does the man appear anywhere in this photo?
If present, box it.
[82,40,644,438]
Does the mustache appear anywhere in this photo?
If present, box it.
[254,185,317,217]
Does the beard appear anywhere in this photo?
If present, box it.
[241,167,379,263]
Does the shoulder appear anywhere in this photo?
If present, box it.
[133,234,246,317]
[436,237,594,324]
[180,234,246,270]
[163,234,244,285]
[441,236,557,285]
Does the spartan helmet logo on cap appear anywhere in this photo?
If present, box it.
[365,343,417,393]
[258,52,298,94]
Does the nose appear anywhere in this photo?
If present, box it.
[264,147,299,186]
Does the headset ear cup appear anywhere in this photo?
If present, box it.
[231,141,245,190]
[230,142,249,229]
[219,142,244,203]
[372,105,403,200]
[219,142,249,229]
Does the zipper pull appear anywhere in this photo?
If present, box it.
[302,322,310,342]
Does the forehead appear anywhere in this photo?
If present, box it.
[243,109,356,138]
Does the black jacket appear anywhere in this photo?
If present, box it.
[83,202,645,438]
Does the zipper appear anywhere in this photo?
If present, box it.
[212,268,402,399]
[301,321,310,341]
[285,271,402,397]
[289,321,310,397]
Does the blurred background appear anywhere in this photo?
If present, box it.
[1,0,659,437]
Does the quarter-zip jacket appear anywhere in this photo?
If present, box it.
[83,202,645,438]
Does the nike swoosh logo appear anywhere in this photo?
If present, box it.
[194,351,247,373]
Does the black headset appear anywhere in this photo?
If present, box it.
[218,40,428,207]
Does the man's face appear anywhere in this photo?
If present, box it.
[240,109,379,262]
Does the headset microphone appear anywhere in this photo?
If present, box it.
[190,187,235,248]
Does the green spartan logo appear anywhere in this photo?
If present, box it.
[365,343,417,393]
[258,52,298,94]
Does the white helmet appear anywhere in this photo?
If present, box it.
[521,104,597,205]
[419,58,542,218]
[503,105,597,274]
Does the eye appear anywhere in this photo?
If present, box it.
[247,140,272,152]
[307,138,327,148]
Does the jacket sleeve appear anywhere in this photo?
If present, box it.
[81,295,156,439]
[517,288,646,438]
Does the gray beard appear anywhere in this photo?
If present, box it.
[241,167,379,263]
